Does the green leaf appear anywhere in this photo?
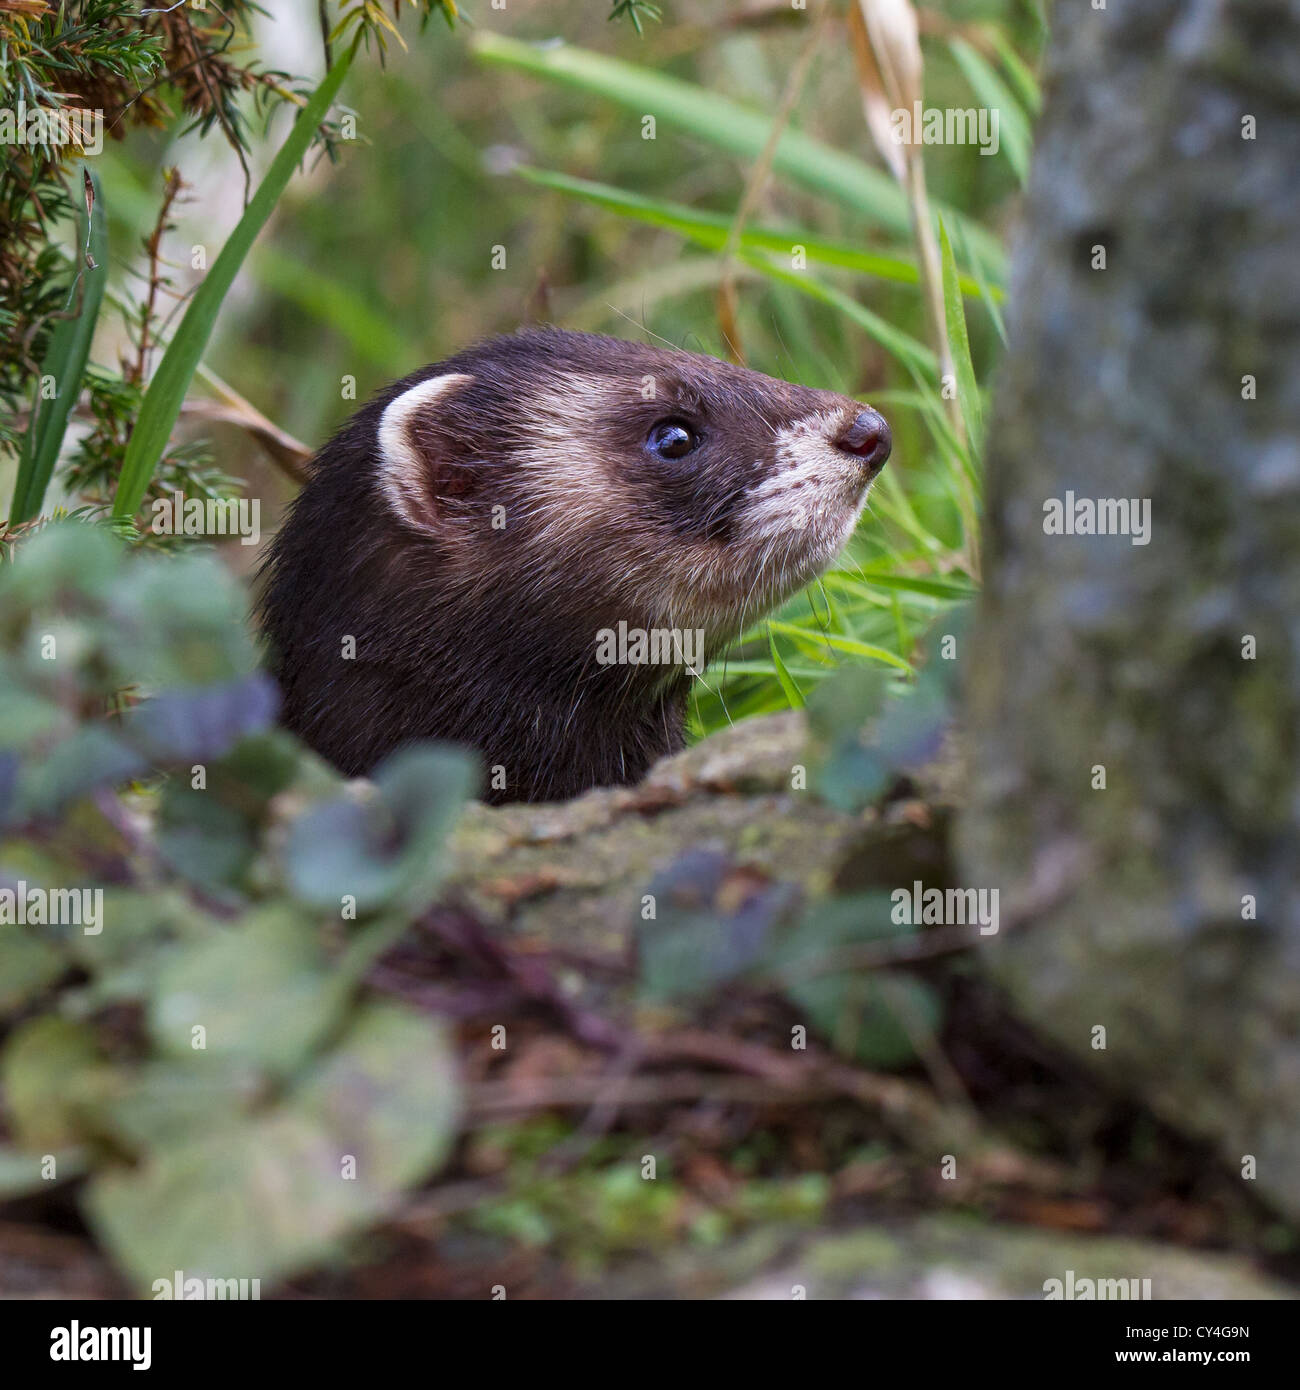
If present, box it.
[803,668,894,810]
[825,570,978,602]
[767,620,914,673]
[9,167,109,524]
[14,726,145,820]
[292,1002,461,1190]
[85,1112,378,1292]
[106,550,259,688]
[471,33,1004,281]
[0,1146,87,1198]
[67,886,208,978]
[948,38,1033,185]
[155,781,257,892]
[771,895,940,1068]
[97,1060,262,1153]
[86,1004,459,1293]
[0,674,66,750]
[149,905,349,1076]
[516,166,998,300]
[767,625,805,709]
[0,518,121,604]
[146,728,311,895]
[789,969,940,1069]
[950,217,1009,347]
[638,849,799,1001]
[0,932,67,1012]
[211,729,310,805]
[111,41,359,519]
[871,669,951,771]
[939,219,984,451]
[0,1015,104,1148]
[286,743,476,913]
[986,28,1042,115]
[127,673,280,765]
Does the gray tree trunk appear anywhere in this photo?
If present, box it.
[959,0,1300,1218]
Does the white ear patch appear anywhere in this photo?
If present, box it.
[376,372,474,531]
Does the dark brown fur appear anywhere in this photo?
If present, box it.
[258,328,888,803]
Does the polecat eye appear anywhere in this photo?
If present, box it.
[646,420,698,460]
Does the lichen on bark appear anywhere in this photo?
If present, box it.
[958,0,1300,1220]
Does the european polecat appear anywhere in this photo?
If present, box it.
[258,328,890,803]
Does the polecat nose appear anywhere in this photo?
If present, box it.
[834,408,892,476]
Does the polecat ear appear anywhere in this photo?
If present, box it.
[376,372,476,532]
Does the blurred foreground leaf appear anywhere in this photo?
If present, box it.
[286,744,477,914]
[86,1003,458,1291]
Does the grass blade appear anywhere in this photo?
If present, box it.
[111,42,358,520]
[472,32,1004,281]
[939,219,983,450]
[738,251,938,379]
[767,620,914,672]
[10,167,108,524]
[519,166,940,376]
[947,38,1032,185]
[986,27,1042,115]
[517,166,999,300]
[767,625,806,708]
[830,570,978,601]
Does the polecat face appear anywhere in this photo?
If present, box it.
[374,329,890,648]
[261,327,891,797]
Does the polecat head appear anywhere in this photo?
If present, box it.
[373,328,890,648]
